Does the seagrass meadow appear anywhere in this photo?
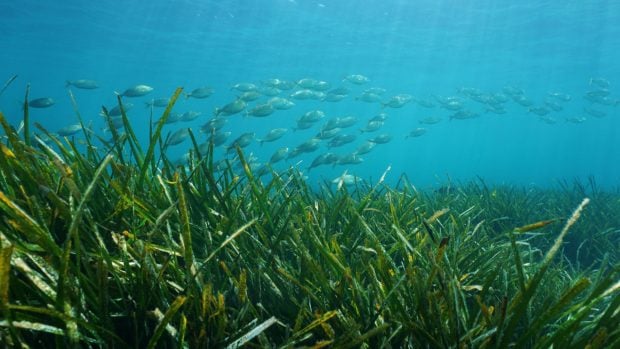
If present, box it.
[0,90,619,348]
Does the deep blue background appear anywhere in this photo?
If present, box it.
[1,0,619,189]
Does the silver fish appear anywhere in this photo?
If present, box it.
[181,111,202,122]
[406,128,427,138]
[57,124,84,136]
[145,98,170,108]
[168,128,190,145]
[118,84,153,97]
[186,87,214,99]
[246,103,275,117]
[259,128,287,144]
[215,99,246,116]
[268,97,295,110]
[368,134,393,144]
[328,134,356,148]
[66,79,99,89]
[28,97,55,108]
[270,147,289,163]
[360,120,383,133]
[418,116,442,125]
[343,74,370,84]
[231,83,258,92]
[298,110,325,123]
[106,103,134,116]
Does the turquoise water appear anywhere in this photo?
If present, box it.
[1,0,619,188]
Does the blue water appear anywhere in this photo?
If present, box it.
[1,0,619,189]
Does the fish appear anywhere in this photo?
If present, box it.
[200,117,227,133]
[414,98,436,108]
[298,110,325,123]
[238,91,262,101]
[308,153,339,170]
[315,128,341,140]
[185,87,214,99]
[180,111,202,122]
[270,147,289,163]
[293,120,315,131]
[231,83,258,92]
[328,86,350,95]
[544,100,563,112]
[566,116,587,124]
[356,92,382,103]
[359,120,383,133]
[589,77,610,89]
[382,94,413,108]
[406,128,427,138]
[354,141,376,155]
[364,87,386,95]
[370,113,388,122]
[246,103,275,117]
[215,99,246,116]
[290,89,325,100]
[57,124,86,137]
[105,116,125,130]
[368,134,393,144]
[547,92,571,101]
[529,106,550,116]
[328,134,356,148]
[584,89,610,98]
[583,107,606,118]
[324,93,347,102]
[418,116,442,125]
[294,138,321,153]
[259,128,288,145]
[297,78,328,90]
[227,132,255,151]
[117,84,153,97]
[449,110,479,120]
[335,116,358,128]
[105,103,134,116]
[538,115,557,124]
[167,128,190,145]
[66,79,99,89]
[209,131,231,147]
[28,97,55,108]
[264,79,295,90]
[258,86,281,96]
[145,98,170,108]
[486,105,507,114]
[584,94,618,106]
[502,86,524,96]
[163,112,184,124]
[321,117,342,132]
[343,74,370,84]
[512,95,533,107]
[268,97,295,110]
[332,172,363,189]
[435,96,464,110]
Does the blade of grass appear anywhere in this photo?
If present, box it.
[226,316,281,349]
[146,295,187,349]
[498,198,590,347]
[138,87,183,187]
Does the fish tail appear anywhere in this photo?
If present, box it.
[65,80,72,88]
